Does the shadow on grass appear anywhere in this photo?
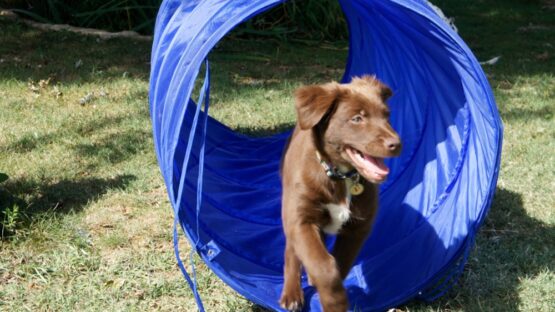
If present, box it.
[502,105,554,122]
[7,131,60,154]
[406,187,554,310]
[0,16,347,90]
[73,129,152,165]
[434,0,555,78]
[5,113,150,157]
[0,18,151,85]
[5,114,152,170]
[0,174,136,238]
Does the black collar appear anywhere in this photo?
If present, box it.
[315,151,359,181]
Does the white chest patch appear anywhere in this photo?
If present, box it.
[322,203,351,234]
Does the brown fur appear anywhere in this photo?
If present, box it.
[279,76,401,312]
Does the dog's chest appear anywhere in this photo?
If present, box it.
[322,203,351,234]
[322,181,353,234]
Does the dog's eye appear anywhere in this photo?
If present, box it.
[351,115,363,123]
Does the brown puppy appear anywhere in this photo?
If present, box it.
[279,76,401,312]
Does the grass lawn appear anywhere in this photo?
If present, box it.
[1,0,553,311]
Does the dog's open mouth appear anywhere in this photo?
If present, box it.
[345,147,389,183]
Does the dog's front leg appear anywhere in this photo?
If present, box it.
[294,223,348,312]
[331,222,373,280]
[280,241,304,311]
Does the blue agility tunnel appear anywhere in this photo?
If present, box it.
[149,0,503,311]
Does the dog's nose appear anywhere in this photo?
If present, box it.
[385,137,401,154]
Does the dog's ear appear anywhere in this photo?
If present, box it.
[379,83,393,101]
[357,75,393,101]
[294,83,340,130]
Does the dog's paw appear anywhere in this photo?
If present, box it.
[279,288,304,311]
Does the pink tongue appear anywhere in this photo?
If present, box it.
[362,154,389,175]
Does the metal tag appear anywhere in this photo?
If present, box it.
[350,183,364,195]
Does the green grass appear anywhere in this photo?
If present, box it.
[1,0,554,311]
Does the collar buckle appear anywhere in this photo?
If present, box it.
[315,151,359,181]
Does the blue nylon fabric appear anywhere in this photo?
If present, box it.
[149,0,503,311]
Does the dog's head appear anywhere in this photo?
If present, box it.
[295,76,401,184]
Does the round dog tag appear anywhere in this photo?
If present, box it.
[350,183,364,195]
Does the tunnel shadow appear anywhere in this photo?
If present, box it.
[0,174,136,238]
[403,187,554,311]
